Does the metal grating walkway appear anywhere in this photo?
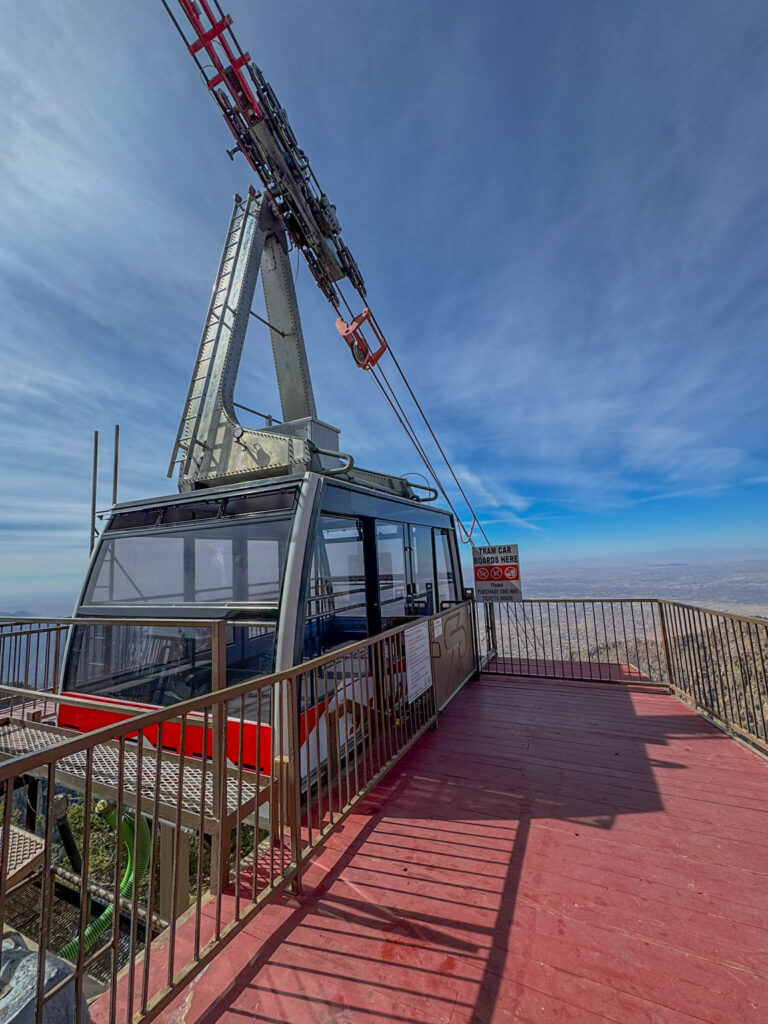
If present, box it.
[0,722,268,831]
[0,824,44,888]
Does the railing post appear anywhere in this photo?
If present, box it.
[211,620,230,894]
[53,626,61,694]
[486,600,496,656]
[271,754,288,846]
[657,601,675,692]
[469,598,480,679]
[287,675,303,894]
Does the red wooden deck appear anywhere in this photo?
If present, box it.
[162,672,768,1024]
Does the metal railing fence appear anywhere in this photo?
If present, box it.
[292,620,440,867]
[476,599,666,685]
[658,600,768,754]
[0,596,765,1022]
[476,597,768,754]
[0,620,67,696]
[0,617,279,1024]
[0,607,456,1024]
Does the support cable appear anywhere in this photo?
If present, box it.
[371,357,485,544]
[160,0,205,76]
[331,273,487,543]
[387,346,487,543]
[370,366,481,544]
[369,370,441,492]
[162,1,484,541]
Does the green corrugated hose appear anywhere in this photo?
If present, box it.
[57,806,151,963]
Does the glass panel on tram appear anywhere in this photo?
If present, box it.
[434,528,459,607]
[303,515,368,662]
[64,515,292,712]
[64,622,226,706]
[408,525,436,617]
[375,521,409,629]
[85,520,290,608]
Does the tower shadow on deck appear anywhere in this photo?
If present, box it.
[191,672,736,1024]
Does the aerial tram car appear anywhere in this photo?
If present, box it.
[60,467,461,773]
[58,3,465,778]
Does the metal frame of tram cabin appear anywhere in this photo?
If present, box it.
[57,469,465,771]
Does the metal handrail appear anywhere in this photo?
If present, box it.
[0,596,765,1022]
[656,598,768,628]
[0,604,472,1024]
[474,596,768,753]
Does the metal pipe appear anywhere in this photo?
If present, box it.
[248,309,287,337]
[90,430,99,554]
[55,806,82,874]
[312,445,354,476]
[233,401,278,425]
[51,865,167,931]
[112,424,119,505]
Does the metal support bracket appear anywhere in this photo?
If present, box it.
[169,190,327,490]
[335,307,388,370]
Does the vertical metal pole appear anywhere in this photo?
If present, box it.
[112,423,120,506]
[287,674,303,893]
[89,430,99,554]
[655,602,673,689]
[35,766,56,1024]
[469,597,480,676]
[211,621,229,897]
[0,779,13,983]
[52,628,61,694]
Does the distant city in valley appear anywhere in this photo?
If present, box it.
[522,558,768,619]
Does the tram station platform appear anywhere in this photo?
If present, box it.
[159,670,768,1024]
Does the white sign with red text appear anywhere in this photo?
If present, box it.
[472,544,522,602]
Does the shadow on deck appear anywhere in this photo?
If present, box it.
[485,656,656,685]
[162,671,768,1024]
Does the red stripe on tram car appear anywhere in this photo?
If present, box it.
[57,693,274,775]
[298,698,331,746]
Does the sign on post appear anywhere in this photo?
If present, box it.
[472,544,522,603]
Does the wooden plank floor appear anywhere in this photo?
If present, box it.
[163,672,768,1024]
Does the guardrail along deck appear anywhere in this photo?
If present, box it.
[0,600,766,1023]
[156,669,768,1024]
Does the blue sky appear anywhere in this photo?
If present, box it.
[1,0,766,612]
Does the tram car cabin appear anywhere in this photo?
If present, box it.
[58,471,463,780]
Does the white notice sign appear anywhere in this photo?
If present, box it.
[473,544,522,603]
[403,621,433,703]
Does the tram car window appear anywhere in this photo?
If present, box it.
[64,488,296,710]
[434,528,460,606]
[375,522,409,628]
[410,525,437,617]
[303,516,368,660]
